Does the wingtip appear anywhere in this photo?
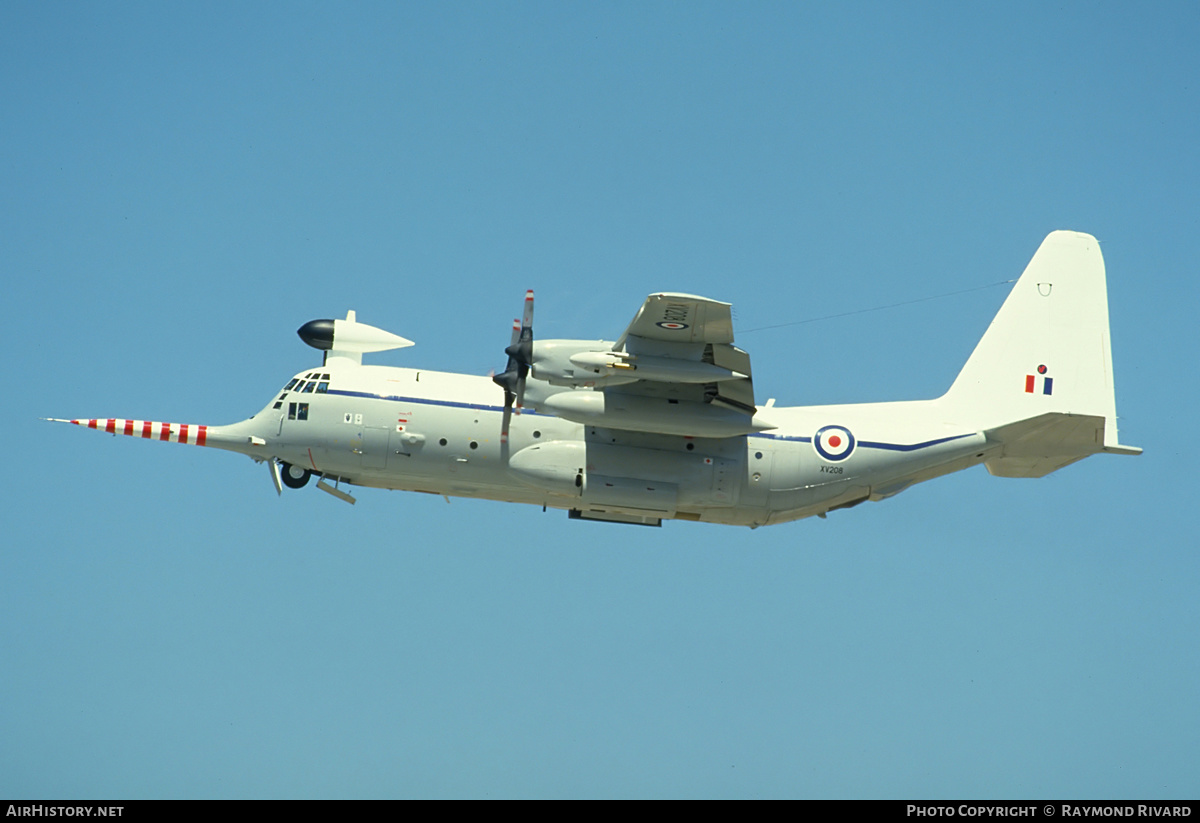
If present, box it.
[1103,444,1143,456]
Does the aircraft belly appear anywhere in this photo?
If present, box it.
[759,433,989,523]
[584,474,678,515]
[507,437,748,517]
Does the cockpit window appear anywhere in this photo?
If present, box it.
[284,379,299,391]
[301,381,316,393]
[316,382,329,393]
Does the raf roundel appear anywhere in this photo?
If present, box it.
[813,424,856,462]
[656,321,689,330]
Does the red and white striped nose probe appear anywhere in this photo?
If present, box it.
[46,418,210,446]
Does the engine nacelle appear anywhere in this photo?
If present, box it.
[568,351,747,384]
[529,339,638,388]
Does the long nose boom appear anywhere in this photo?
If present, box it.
[47,417,213,446]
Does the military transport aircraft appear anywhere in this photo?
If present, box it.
[50,231,1140,527]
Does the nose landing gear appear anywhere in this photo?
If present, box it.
[280,462,311,489]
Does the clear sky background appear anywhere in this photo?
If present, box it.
[3,2,1196,799]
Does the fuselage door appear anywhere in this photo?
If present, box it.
[359,426,391,470]
[742,439,775,511]
[709,457,739,507]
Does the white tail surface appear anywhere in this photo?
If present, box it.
[941,231,1139,474]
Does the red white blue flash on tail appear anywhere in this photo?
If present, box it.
[1025,364,1054,395]
[813,425,856,462]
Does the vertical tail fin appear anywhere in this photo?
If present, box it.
[941,231,1139,460]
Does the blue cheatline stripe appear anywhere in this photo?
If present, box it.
[326,388,548,416]
[751,431,972,452]
[857,433,973,451]
[328,389,972,452]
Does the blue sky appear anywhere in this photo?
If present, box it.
[3,1,1197,799]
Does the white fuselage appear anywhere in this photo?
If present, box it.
[209,361,990,528]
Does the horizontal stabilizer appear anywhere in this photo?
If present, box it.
[983,412,1116,478]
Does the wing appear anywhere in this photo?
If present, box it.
[613,292,758,416]
[615,292,735,347]
[536,292,768,438]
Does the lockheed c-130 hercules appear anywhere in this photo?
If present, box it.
[51,231,1140,527]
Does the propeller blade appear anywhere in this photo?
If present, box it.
[500,389,514,444]
[494,318,522,441]
[492,318,521,395]
[510,291,535,408]
[495,292,534,431]
[504,291,535,368]
[520,289,534,333]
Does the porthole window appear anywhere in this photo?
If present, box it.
[469,441,478,450]
[533,430,541,438]
[686,442,695,451]
[439,438,447,446]
[755,451,763,459]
